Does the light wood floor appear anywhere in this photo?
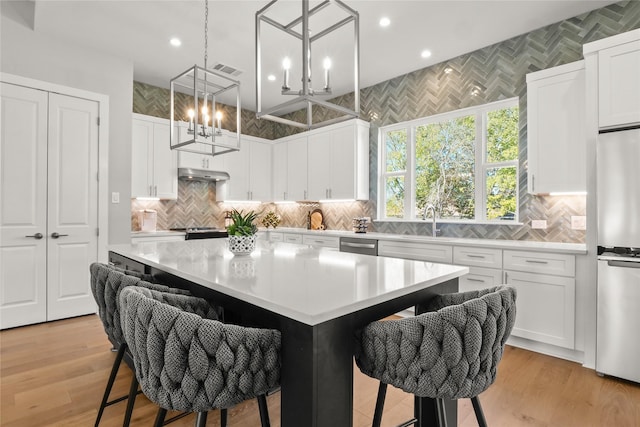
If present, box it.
[1,315,639,427]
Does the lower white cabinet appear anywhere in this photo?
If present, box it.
[378,240,453,264]
[459,267,503,292]
[378,240,578,351]
[302,235,339,249]
[284,233,303,244]
[505,270,575,349]
[503,249,576,349]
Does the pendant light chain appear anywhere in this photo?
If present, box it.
[204,0,208,70]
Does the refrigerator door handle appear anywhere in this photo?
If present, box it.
[607,260,640,269]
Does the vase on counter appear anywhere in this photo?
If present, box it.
[228,234,256,256]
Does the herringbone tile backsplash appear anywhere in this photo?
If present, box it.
[131,1,640,243]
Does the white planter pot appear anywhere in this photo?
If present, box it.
[228,234,256,256]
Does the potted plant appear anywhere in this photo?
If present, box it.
[227,209,258,255]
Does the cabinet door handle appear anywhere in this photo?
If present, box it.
[25,233,44,239]
[467,278,486,283]
[149,185,153,196]
[202,158,206,168]
[504,272,508,282]
[154,185,158,196]
[283,192,287,200]
[51,232,69,239]
[525,259,548,264]
[467,254,486,259]
[304,190,307,200]
[532,175,535,192]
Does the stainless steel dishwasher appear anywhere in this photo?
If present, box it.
[339,237,378,256]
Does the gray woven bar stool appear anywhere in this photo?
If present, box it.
[355,285,517,427]
[119,285,281,427]
[89,262,222,427]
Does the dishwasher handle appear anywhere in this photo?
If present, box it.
[607,260,640,269]
[341,241,377,250]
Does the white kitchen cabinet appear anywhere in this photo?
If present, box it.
[453,246,502,269]
[526,61,586,194]
[306,119,369,201]
[459,267,503,292]
[284,233,303,244]
[504,249,576,349]
[287,135,309,201]
[584,29,640,129]
[132,114,177,199]
[378,240,453,264]
[272,142,288,202]
[217,135,272,202]
[272,135,309,202]
[176,123,225,171]
[302,234,339,249]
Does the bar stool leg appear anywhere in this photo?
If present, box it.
[95,343,127,426]
[471,396,488,427]
[372,382,388,427]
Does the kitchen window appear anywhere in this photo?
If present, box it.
[379,97,519,222]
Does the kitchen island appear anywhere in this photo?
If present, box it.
[109,239,468,427]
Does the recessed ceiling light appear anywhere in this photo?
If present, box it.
[267,74,276,81]
[170,38,181,47]
[421,49,432,59]
[379,17,390,27]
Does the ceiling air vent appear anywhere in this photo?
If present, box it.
[212,63,242,77]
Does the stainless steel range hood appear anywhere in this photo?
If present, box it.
[178,168,230,182]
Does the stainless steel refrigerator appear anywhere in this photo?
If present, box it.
[596,126,640,383]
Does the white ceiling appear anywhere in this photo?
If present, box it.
[14,0,618,113]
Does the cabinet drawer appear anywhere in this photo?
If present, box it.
[503,250,575,277]
[506,270,575,349]
[302,235,339,249]
[454,246,502,269]
[459,267,504,292]
[378,240,453,264]
[268,232,284,242]
[283,233,303,244]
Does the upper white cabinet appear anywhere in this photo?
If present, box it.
[287,135,309,201]
[217,135,272,202]
[176,127,223,172]
[306,119,369,201]
[132,114,177,199]
[272,134,308,202]
[584,28,640,129]
[526,61,586,194]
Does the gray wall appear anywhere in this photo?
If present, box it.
[1,7,134,245]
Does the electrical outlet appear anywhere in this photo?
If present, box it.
[571,216,586,230]
[531,219,547,229]
[111,192,120,203]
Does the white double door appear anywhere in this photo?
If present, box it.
[0,82,99,329]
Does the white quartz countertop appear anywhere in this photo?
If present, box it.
[262,227,587,254]
[109,239,468,326]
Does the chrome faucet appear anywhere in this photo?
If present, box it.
[422,204,438,237]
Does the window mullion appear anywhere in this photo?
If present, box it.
[407,125,415,220]
[475,111,486,221]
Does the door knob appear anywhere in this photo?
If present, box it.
[51,232,69,239]
[25,233,44,239]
